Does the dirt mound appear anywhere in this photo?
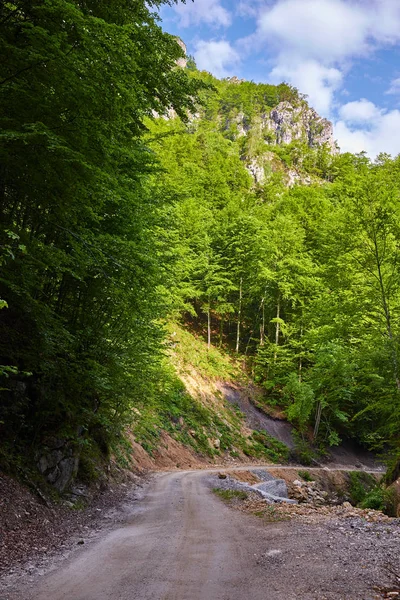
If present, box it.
[128,431,208,472]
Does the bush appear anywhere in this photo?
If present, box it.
[348,471,376,505]
[291,433,316,466]
[361,487,397,516]
[242,430,289,463]
[298,470,313,482]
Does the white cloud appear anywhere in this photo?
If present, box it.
[172,0,232,28]
[335,102,400,157]
[269,59,342,114]
[256,0,369,62]
[194,40,240,78]
[339,99,383,123]
[241,0,400,117]
[386,77,400,95]
[236,0,268,17]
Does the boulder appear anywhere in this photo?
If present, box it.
[252,479,289,498]
[36,439,79,493]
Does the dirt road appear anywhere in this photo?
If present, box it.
[4,469,398,600]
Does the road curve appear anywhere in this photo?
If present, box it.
[9,467,388,600]
[14,470,273,600]
[20,469,280,600]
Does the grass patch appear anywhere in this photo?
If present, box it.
[213,488,248,501]
[167,323,246,382]
[251,505,289,522]
[298,470,313,482]
[242,430,289,463]
[130,363,247,457]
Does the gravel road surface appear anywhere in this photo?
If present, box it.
[3,468,398,600]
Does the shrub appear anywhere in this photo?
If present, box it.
[348,471,376,506]
[298,470,313,482]
[361,487,397,516]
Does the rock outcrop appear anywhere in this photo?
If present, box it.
[227,101,338,186]
[37,438,79,493]
[268,101,338,153]
[175,38,187,69]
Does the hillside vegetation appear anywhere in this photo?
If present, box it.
[0,0,399,493]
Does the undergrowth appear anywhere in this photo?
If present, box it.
[130,362,245,457]
[129,325,290,464]
[167,323,246,382]
[348,471,397,516]
[242,430,289,463]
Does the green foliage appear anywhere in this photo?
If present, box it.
[130,362,245,458]
[298,470,313,482]
[348,471,377,505]
[284,373,315,432]
[291,432,317,465]
[168,323,244,381]
[0,0,205,467]
[243,430,289,463]
[3,0,400,480]
[348,472,396,516]
[360,487,397,516]
[147,87,400,462]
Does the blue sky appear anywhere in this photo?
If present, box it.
[159,0,400,157]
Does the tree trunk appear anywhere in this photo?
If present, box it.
[260,296,265,346]
[273,294,280,363]
[313,400,322,440]
[298,325,303,382]
[235,277,243,354]
[207,296,211,350]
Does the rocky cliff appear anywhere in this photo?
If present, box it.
[225,100,338,186]
[162,50,339,186]
[229,101,337,153]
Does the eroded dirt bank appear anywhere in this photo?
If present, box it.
[2,468,399,600]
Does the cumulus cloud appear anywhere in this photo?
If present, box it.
[194,40,240,78]
[335,101,400,157]
[172,0,400,156]
[172,0,232,28]
[339,99,383,123]
[256,0,370,61]
[242,0,400,116]
[236,0,268,17]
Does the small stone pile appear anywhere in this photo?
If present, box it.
[288,479,330,506]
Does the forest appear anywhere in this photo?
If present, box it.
[1,0,399,481]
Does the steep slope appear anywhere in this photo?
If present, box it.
[127,324,290,470]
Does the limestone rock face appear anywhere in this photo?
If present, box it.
[238,101,338,185]
[267,101,338,153]
[175,38,187,69]
[247,158,265,184]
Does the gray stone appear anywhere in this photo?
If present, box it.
[46,466,61,484]
[250,469,275,482]
[54,456,79,492]
[252,479,289,499]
